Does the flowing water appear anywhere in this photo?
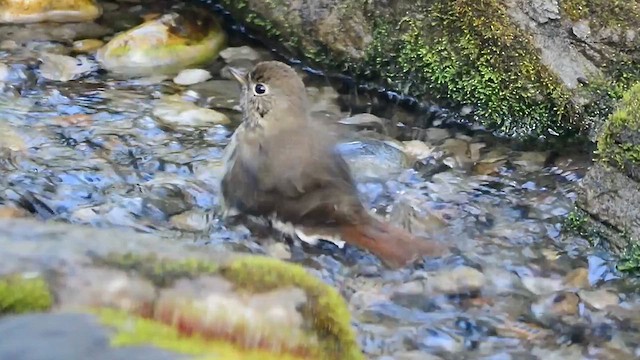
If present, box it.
[1,1,640,359]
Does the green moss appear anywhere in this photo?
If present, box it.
[217,0,576,138]
[617,242,640,274]
[596,82,640,177]
[96,253,218,287]
[561,0,640,28]
[0,275,53,314]
[221,256,363,360]
[359,0,575,137]
[96,308,306,360]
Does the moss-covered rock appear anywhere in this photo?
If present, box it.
[596,82,640,181]
[575,83,640,271]
[0,275,53,314]
[95,255,362,360]
[96,253,219,287]
[208,0,640,138]
[221,256,362,360]
[96,7,227,76]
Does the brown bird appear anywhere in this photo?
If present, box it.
[219,61,447,268]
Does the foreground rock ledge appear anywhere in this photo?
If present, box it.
[208,0,640,137]
[0,218,362,360]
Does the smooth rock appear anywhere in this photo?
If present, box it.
[173,69,212,86]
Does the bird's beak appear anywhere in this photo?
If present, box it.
[228,67,248,87]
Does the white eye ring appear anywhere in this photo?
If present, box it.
[253,83,268,96]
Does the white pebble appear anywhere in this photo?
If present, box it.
[173,69,212,86]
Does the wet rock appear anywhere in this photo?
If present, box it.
[531,291,580,323]
[578,289,620,310]
[173,69,212,86]
[72,38,104,53]
[169,209,210,232]
[189,79,241,110]
[0,0,102,24]
[38,53,97,82]
[0,63,9,82]
[152,95,230,128]
[0,22,112,45]
[0,313,182,360]
[394,266,486,298]
[402,140,435,161]
[563,268,590,289]
[97,9,227,76]
[0,218,362,359]
[338,139,410,182]
[219,45,263,63]
[55,267,156,314]
[520,276,564,296]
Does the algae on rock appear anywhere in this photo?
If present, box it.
[575,83,640,270]
[211,0,640,138]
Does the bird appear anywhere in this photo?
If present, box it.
[219,60,447,268]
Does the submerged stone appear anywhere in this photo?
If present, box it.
[0,0,102,24]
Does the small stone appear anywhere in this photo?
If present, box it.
[424,128,450,142]
[0,206,30,219]
[265,242,291,260]
[56,267,156,314]
[427,266,486,295]
[39,53,97,82]
[169,209,210,232]
[220,45,262,63]
[521,276,564,295]
[402,140,435,161]
[152,95,230,128]
[531,291,580,322]
[173,68,212,86]
[0,40,17,49]
[72,39,104,53]
[579,289,619,310]
[563,268,590,289]
[0,63,9,82]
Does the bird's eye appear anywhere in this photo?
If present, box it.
[253,83,268,95]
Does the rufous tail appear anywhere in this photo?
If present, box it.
[339,215,447,268]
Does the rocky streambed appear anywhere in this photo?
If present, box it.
[1,1,640,359]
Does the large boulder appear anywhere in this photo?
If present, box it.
[575,83,640,265]
[0,218,362,360]
[209,0,640,137]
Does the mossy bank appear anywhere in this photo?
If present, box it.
[575,83,640,272]
[210,0,640,138]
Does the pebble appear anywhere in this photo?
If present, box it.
[72,39,104,53]
[173,69,212,86]
[152,95,230,128]
[0,63,9,82]
[579,289,620,310]
[220,45,263,63]
[169,209,210,232]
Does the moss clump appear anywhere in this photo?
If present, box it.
[96,253,218,287]
[561,0,640,28]
[617,243,640,274]
[214,0,575,138]
[0,275,53,314]
[359,0,575,137]
[221,256,363,360]
[562,208,611,246]
[96,308,306,360]
[596,82,640,179]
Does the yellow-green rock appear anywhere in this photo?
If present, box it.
[0,0,102,24]
[97,255,363,360]
[96,8,227,77]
